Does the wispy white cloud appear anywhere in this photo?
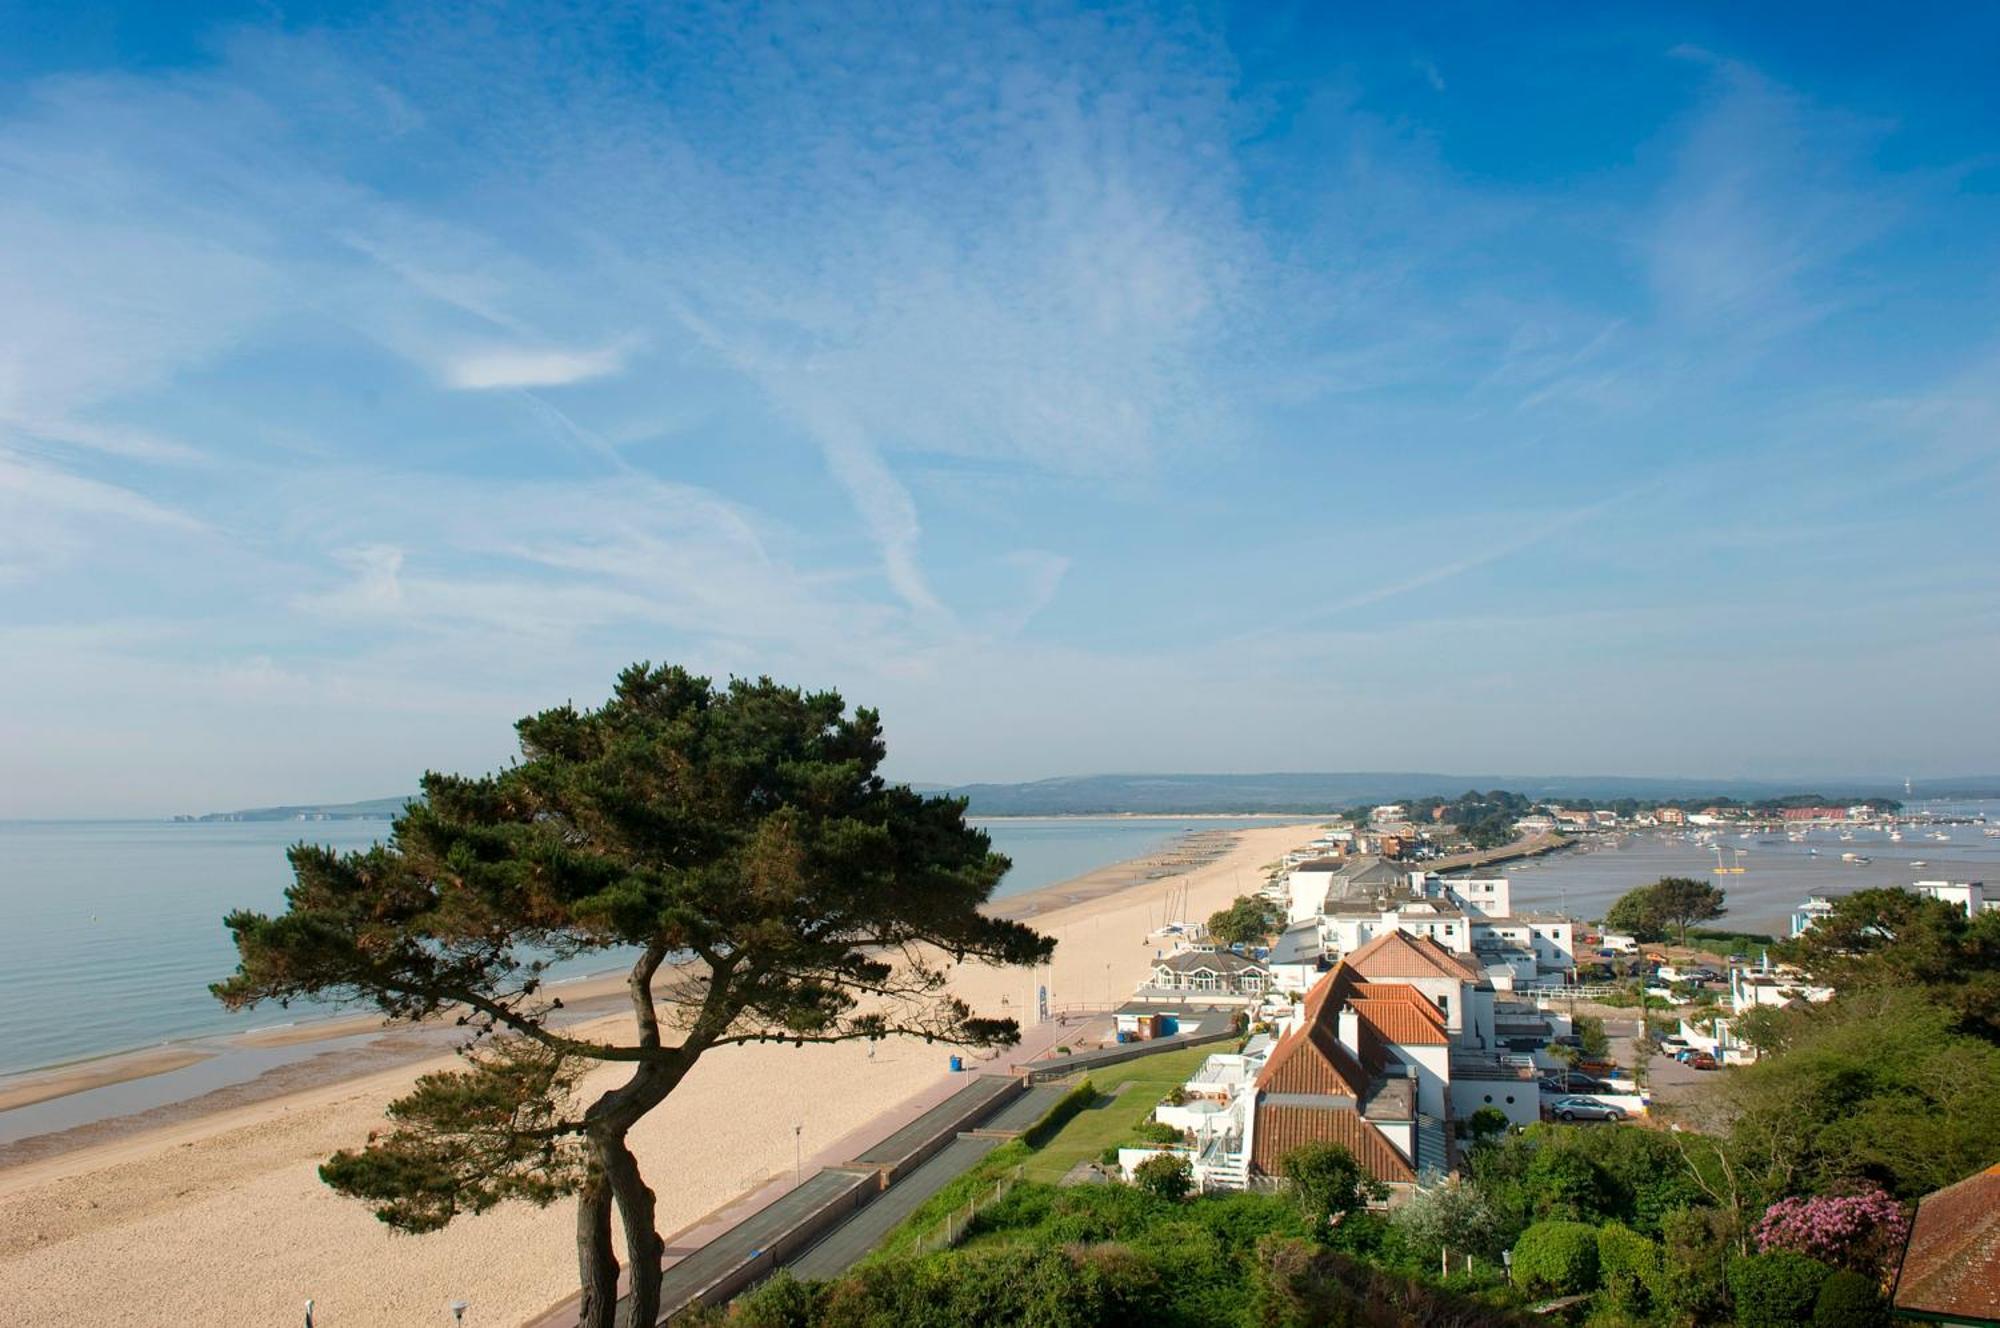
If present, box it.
[443,343,630,391]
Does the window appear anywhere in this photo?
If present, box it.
[1435,995,1449,1018]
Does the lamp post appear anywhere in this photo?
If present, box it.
[304,1300,314,1328]
[450,1300,469,1325]
[793,1123,803,1187]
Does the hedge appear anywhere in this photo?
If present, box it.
[1813,1269,1890,1328]
[1728,1251,1833,1328]
[1510,1220,1600,1296]
[1596,1223,1664,1310]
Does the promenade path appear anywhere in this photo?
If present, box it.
[784,1135,1001,1281]
[524,1015,1108,1328]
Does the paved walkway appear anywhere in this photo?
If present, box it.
[525,1014,1106,1328]
[786,1136,1002,1281]
[649,1168,874,1312]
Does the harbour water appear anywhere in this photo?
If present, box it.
[1505,799,2000,936]
[0,814,1301,1079]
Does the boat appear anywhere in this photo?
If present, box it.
[1910,860,1928,867]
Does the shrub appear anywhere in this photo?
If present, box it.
[1132,1152,1194,1202]
[1756,1188,1911,1277]
[1394,1178,1503,1264]
[1728,1251,1834,1328]
[733,1272,819,1327]
[1594,1223,1663,1312]
[1813,1269,1890,1328]
[1509,1220,1600,1296]
[1131,1119,1184,1145]
[1658,1205,1734,1325]
[1283,1143,1386,1233]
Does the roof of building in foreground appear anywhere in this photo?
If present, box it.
[1894,1161,2000,1323]
[1343,929,1487,984]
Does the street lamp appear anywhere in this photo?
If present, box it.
[304,1300,314,1328]
[450,1300,469,1324]
[793,1123,803,1187]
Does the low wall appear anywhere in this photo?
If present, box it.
[665,1169,878,1321]
[858,1076,1027,1185]
[1016,1027,1240,1083]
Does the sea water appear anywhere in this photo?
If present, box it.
[0,814,1297,1078]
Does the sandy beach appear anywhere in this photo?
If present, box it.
[0,821,1317,1327]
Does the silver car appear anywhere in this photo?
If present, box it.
[1551,1096,1626,1123]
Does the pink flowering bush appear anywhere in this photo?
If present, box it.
[1755,1188,1910,1277]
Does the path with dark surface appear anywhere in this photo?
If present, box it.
[852,1074,1019,1168]
[977,1080,1072,1132]
[649,1167,876,1312]
[785,1135,1003,1281]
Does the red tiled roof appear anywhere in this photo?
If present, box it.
[1895,1162,2000,1323]
[1251,1103,1417,1183]
[1350,996,1449,1046]
[1344,930,1481,982]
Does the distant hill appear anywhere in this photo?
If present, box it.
[184,795,413,822]
[937,772,2000,816]
[194,773,2000,821]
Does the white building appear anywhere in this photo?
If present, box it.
[1916,879,1995,918]
[1282,859,1577,993]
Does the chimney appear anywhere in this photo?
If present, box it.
[1337,1003,1362,1060]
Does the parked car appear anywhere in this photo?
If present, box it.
[1550,1096,1627,1123]
[1656,1035,1690,1055]
[1685,1051,1719,1070]
[1540,1072,1614,1094]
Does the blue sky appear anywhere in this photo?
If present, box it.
[1,1,1996,816]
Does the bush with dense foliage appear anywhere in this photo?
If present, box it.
[1282,1143,1386,1234]
[1657,1206,1736,1325]
[1132,1153,1194,1201]
[1593,1224,1663,1315]
[1812,1269,1890,1328]
[1509,1220,1600,1296]
[1251,1236,1529,1328]
[1392,1178,1503,1265]
[1466,1124,1702,1239]
[1727,1251,1834,1328]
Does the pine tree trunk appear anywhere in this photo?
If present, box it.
[575,1163,619,1328]
[603,1133,665,1328]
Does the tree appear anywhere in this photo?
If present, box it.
[1604,877,1727,946]
[1604,886,1669,942]
[1779,887,2000,1040]
[1208,895,1276,948]
[212,665,1054,1328]
[1281,1142,1385,1233]
[1132,1152,1194,1201]
[1755,1189,1909,1277]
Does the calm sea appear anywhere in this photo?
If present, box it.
[0,815,1299,1078]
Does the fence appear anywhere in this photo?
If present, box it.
[906,1164,1026,1257]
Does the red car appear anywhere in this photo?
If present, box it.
[1685,1051,1719,1070]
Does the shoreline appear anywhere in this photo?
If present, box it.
[0,821,1310,1154]
[0,817,1308,1112]
[0,821,1319,1327]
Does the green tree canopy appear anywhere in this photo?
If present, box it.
[1777,886,2000,1039]
[1604,876,1727,946]
[1207,895,1276,948]
[1281,1142,1385,1233]
[213,664,1054,1328]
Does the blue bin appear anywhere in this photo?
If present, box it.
[948,1055,963,1071]
[1158,1016,1180,1036]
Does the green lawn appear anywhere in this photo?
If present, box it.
[1019,1043,1220,1182]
